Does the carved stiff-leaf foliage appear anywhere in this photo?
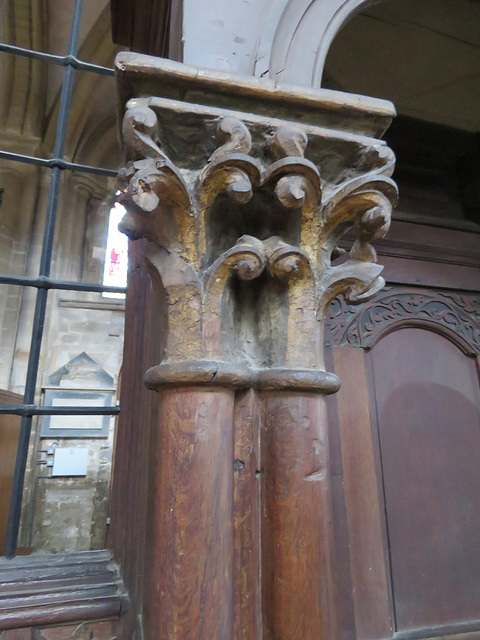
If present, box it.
[203,235,266,359]
[118,104,397,366]
[200,116,261,206]
[266,126,321,210]
[118,103,194,258]
[322,174,398,259]
[263,236,319,367]
[316,173,398,312]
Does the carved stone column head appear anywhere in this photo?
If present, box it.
[115,54,397,377]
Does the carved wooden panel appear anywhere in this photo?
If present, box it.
[372,327,480,634]
[329,284,480,639]
[327,287,480,354]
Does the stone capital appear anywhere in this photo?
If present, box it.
[115,52,397,373]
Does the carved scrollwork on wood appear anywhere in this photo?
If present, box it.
[327,287,480,354]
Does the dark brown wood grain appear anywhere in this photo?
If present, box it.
[371,328,480,633]
[111,0,175,58]
[0,629,32,640]
[0,390,22,554]
[260,391,337,640]
[333,347,392,640]
[233,389,261,640]
[144,387,235,640]
[107,239,162,640]
[324,344,356,640]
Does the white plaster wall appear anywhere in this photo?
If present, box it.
[182,0,274,74]
[180,0,377,87]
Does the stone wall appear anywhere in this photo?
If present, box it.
[0,154,125,553]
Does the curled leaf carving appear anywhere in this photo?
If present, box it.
[321,175,397,279]
[213,116,252,158]
[200,117,261,206]
[122,103,165,162]
[264,236,310,281]
[265,126,322,210]
[270,126,308,159]
[118,104,191,248]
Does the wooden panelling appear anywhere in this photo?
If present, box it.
[381,256,479,291]
[0,629,33,640]
[327,287,480,354]
[333,347,392,640]
[0,551,126,631]
[0,390,22,554]
[371,328,480,632]
[0,620,117,640]
[338,218,480,291]
[34,620,117,639]
[325,345,356,640]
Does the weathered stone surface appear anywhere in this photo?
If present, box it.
[116,54,397,375]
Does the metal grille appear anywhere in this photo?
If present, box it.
[0,0,124,558]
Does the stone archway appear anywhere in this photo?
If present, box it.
[256,0,380,86]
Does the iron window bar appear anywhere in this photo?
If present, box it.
[0,150,118,177]
[1,0,125,558]
[0,42,115,76]
[0,274,126,293]
[0,406,121,417]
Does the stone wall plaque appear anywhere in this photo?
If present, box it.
[40,389,113,438]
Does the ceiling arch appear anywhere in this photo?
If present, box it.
[323,0,480,131]
[257,0,379,86]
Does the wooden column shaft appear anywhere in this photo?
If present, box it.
[260,391,337,640]
[145,386,235,640]
[142,370,340,640]
[233,389,261,640]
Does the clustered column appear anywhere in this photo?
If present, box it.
[114,53,397,640]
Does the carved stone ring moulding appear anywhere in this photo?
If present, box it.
[115,53,398,387]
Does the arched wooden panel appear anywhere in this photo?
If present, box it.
[371,327,480,633]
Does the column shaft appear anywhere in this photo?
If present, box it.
[233,389,261,639]
[260,391,337,639]
[144,386,235,639]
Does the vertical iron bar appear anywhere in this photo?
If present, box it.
[5,0,85,558]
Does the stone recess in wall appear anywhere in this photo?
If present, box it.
[41,353,114,438]
[25,351,120,554]
[46,352,114,389]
